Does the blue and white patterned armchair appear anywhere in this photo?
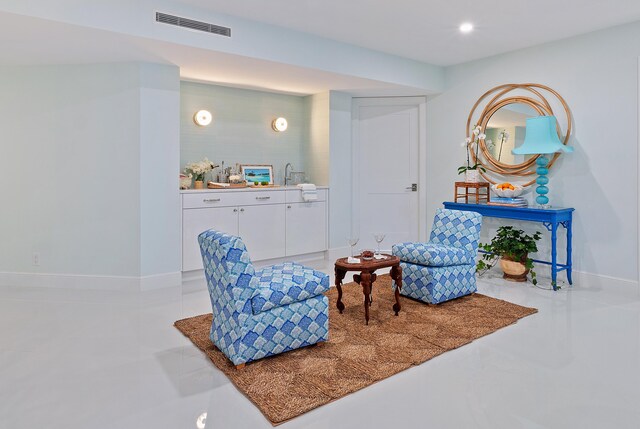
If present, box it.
[392,208,482,304]
[198,230,330,368]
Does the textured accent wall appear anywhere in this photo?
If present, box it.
[180,82,307,185]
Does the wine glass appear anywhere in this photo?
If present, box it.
[373,233,386,256]
[347,235,360,258]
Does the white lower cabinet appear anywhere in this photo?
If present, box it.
[286,202,327,256]
[182,206,239,271]
[239,205,286,261]
[182,188,328,271]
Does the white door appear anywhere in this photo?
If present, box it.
[286,201,327,256]
[182,207,239,271]
[352,97,424,251]
[239,204,286,261]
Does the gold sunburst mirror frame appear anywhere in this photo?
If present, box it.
[466,83,572,186]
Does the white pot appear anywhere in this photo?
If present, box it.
[465,169,480,183]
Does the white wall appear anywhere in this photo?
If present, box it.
[0,62,181,287]
[0,64,141,277]
[139,64,181,279]
[302,91,353,249]
[304,92,330,186]
[427,21,640,283]
[328,91,354,249]
[180,81,306,184]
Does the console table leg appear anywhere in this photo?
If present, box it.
[551,222,558,290]
[566,220,573,285]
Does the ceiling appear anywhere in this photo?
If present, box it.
[3,1,640,95]
[0,12,422,96]
[183,0,640,66]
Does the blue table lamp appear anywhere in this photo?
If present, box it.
[512,116,573,207]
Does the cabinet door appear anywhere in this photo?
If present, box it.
[239,205,286,261]
[286,202,327,256]
[182,207,239,271]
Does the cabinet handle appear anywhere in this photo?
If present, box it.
[287,205,291,209]
[240,208,245,212]
[203,198,221,203]
[233,208,238,212]
[255,196,271,200]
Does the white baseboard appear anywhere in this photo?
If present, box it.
[327,246,351,261]
[140,272,182,291]
[570,270,639,297]
[0,271,182,291]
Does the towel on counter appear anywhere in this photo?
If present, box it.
[297,183,318,202]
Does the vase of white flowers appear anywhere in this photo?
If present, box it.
[184,158,218,189]
[458,124,487,182]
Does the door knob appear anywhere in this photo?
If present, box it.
[405,184,417,191]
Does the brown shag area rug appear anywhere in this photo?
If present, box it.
[175,274,537,425]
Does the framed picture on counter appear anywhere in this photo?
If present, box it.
[241,164,274,185]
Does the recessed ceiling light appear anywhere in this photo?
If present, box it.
[459,22,474,34]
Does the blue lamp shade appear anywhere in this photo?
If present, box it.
[512,116,573,155]
[512,115,572,207]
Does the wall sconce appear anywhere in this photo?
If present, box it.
[272,117,288,132]
[193,110,212,126]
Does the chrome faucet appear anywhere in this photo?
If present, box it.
[284,163,293,186]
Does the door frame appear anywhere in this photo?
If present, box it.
[351,96,428,244]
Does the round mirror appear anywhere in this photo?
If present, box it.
[484,103,539,166]
[466,83,572,186]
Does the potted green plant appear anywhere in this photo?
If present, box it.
[476,226,542,285]
[458,124,487,182]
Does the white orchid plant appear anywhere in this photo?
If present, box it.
[184,158,218,182]
[458,124,488,175]
[496,129,510,161]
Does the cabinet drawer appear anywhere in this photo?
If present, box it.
[285,189,327,203]
[236,190,286,206]
[183,192,246,209]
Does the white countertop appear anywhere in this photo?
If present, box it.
[180,185,328,194]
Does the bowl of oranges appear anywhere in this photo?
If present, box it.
[492,182,524,198]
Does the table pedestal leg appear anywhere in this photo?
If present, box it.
[353,271,372,325]
[368,272,377,304]
[390,264,402,315]
[335,267,346,313]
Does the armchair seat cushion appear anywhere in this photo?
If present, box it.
[393,242,474,267]
[251,262,330,314]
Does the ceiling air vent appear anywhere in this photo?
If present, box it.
[155,12,231,37]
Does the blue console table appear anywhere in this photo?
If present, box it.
[443,202,574,290]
